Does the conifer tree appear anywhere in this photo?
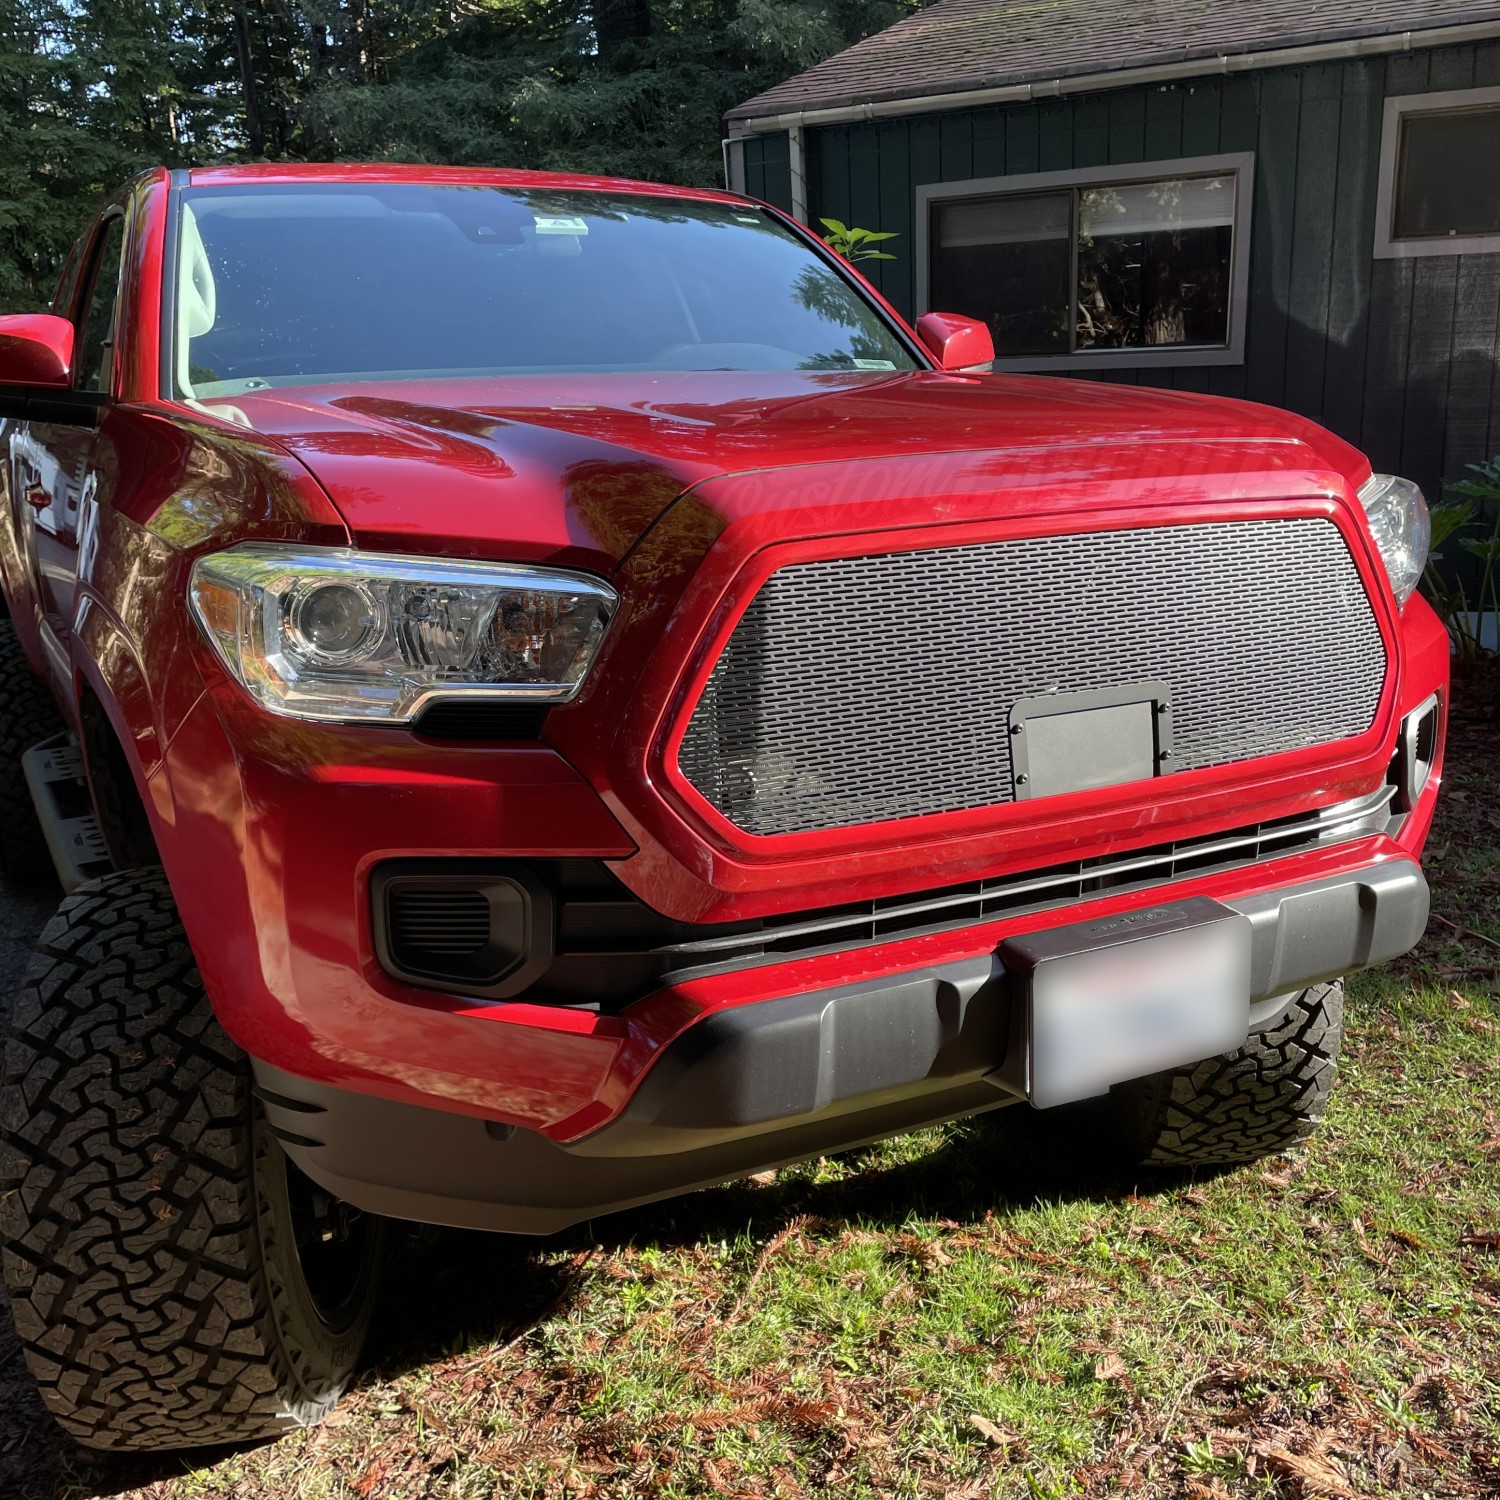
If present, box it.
[0,0,925,309]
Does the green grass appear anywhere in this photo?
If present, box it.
[54,723,1500,1500]
[124,975,1495,1500]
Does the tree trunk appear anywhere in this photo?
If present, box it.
[232,6,265,156]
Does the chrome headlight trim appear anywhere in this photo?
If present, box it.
[189,544,618,724]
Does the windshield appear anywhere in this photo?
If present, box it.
[168,184,919,398]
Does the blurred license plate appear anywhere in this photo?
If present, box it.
[1001,900,1253,1109]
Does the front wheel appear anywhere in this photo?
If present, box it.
[0,868,384,1451]
[1116,981,1344,1167]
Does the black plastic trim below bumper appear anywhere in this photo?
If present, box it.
[255,859,1428,1236]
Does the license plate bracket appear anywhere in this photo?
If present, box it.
[995,898,1252,1109]
[1009,682,1172,800]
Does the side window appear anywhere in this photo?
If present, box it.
[51,234,88,320]
[922,153,1254,372]
[75,215,127,395]
[1374,85,1500,257]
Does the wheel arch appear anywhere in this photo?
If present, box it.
[70,605,171,870]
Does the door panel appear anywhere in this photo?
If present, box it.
[22,212,125,684]
[0,226,91,642]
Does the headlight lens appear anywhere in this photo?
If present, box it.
[190,545,618,723]
[1357,473,1429,606]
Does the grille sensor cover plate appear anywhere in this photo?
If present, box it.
[676,518,1388,837]
[1009,682,1170,800]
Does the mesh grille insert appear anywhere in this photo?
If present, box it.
[677,519,1387,836]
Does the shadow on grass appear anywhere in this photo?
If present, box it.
[362,1089,1204,1390]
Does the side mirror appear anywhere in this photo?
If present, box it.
[915,312,994,372]
[0,314,75,390]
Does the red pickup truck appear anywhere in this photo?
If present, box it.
[0,164,1443,1453]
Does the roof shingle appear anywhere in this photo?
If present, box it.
[728,0,1500,121]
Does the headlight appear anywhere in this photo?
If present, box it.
[190,545,618,723]
[1357,473,1429,606]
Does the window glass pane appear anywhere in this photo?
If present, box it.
[52,236,87,320]
[77,216,126,394]
[171,185,917,396]
[1394,106,1500,239]
[929,192,1071,356]
[1076,176,1233,350]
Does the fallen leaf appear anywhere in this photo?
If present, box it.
[967,1414,1016,1448]
[894,1233,953,1268]
[1460,1230,1500,1253]
[1408,1429,1461,1465]
[1184,1480,1233,1500]
[1094,1352,1127,1381]
[1254,1442,1355,1497]
[353,1458,391,1499]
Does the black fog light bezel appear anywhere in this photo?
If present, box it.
[371,861,554,1000]
[1394,692,1441,812]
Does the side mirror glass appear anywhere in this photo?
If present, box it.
[0,314,75,390]
[915,312,995,372]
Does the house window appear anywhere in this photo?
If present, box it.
[918,154,1254,372]
[1376,86,1500,258]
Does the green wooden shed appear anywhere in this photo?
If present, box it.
[726,0,1500,504]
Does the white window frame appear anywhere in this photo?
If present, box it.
[916,153,1255,373]
[1374,85,1500,259]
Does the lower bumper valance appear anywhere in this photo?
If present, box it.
[255,858,1427,1234]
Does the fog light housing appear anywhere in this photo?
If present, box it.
[1394,693,1441,811]
[372,863,554,999]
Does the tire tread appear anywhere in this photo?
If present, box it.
[1127,981,1344,1166]
[0,868,338,1450]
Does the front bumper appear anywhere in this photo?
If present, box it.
[256,858,1428,1234]
[150,523,1448,1185]
[157,593,1447,1145]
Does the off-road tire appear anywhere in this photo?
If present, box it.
[0,619,63,882]
[1119,981,1344,1167]
[0,868,383,1452]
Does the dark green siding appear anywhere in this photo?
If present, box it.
[742,133,792,212]
[796,40,1500,500]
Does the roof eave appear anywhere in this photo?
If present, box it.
[727,15,1500,128]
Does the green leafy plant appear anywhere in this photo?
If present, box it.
[1423,456,1500,666]
[818,218,898,263]
[1181,1437,1249,1480]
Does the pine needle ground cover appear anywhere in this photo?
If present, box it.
[4,720,1497,1500]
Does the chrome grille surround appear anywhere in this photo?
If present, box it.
[677,518,1388,836]
[658,784,1398,964]
[514,783,1400,1008]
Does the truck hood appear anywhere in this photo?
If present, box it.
[213,370,1368,571]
